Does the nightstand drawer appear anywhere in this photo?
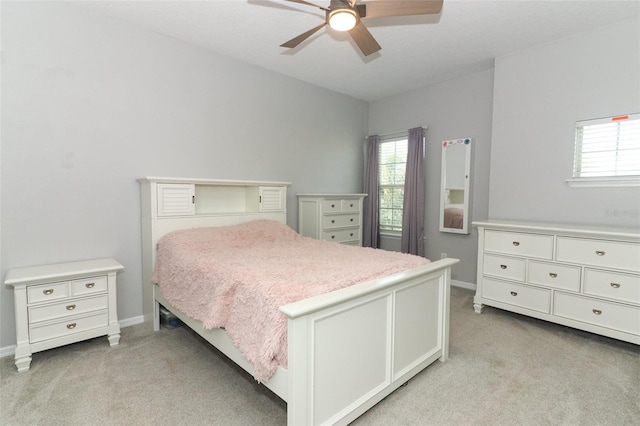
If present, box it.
[556,237,640,272]
[482,278,551,313]
[484,230,553,259]
[323,228,359,243]
[323,214,360,229]
[483,254,525,282]
[29,311,109,343]
[27,282,69,304]
[29,295,109,323]
[583,269,640,304]
[527,261,581,292]
[71,276,107,296]
[554,292,640,336]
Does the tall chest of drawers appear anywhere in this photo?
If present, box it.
[473,221,639,344]
[297,194,367,246]
[4,258,124,372]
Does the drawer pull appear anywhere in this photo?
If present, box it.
[66,304,76,311]
[67,323,77,329]
[331,220,335,224]
[331,235,335,239]
[43,289,54,295]
[500,265,507,269]
[610,282,621,289]
[510,291,518,296]
[350,203,354,207]
[549,273,558,278]
[85,282,95,289]
[350,218,354,222]
[595,250,605,256]
[512,241,520,247]
[350,233,354,237]
[592,309,602,315]
[331,204,336,208]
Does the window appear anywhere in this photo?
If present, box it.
[569,113,640,187]
[378,136,408,233]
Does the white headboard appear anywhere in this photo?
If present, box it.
[138,177,291,322]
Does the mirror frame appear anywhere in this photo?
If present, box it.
[439,138,472,234]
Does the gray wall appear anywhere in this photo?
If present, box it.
[0,2,368,349]
[489,18,640,228]
[369,69,495,285]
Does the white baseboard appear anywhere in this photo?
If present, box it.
[451,279,476,291]
[0,315,147,359]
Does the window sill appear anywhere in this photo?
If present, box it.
[566,176,640,188]
[380,231,401,239]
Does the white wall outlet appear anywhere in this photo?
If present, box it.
[440,253,447,259]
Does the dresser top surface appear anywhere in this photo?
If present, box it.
[473,220,639,240]
[4,258,124,286]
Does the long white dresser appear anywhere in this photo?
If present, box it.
[473,221,639,344]
[297,194,367,246]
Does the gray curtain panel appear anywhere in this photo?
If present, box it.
[401,127,425,256]
[363,135,380,248]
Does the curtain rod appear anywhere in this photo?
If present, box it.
[365,126,428,140]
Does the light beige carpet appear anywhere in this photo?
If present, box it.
[1,287,638,425]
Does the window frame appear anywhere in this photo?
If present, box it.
[567,113,640,187]
[378,134,408,235]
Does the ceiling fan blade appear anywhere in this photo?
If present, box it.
[280,22,328,48]
[283,0,330,11]
[349,21,381,56]
[361,0,443,19]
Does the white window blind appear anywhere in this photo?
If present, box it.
[573,113,640,178]
[378,136,408,232]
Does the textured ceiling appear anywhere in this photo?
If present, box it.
[79,0,640,101]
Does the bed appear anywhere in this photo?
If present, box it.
[139,177,459,426]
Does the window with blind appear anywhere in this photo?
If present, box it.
[569,113,640,187]
[379,136,408,233]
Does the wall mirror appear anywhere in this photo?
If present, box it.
[439,138,472,234]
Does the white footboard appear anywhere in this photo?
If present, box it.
[280,258,457,426]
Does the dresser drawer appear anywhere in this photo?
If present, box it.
[323,228,359,243]
[29,311,109,343]
[27,281,69,304]
[484,230,553,259]
[29,295,109,323]
[71,276,107,296]
[554,292,640,336]
[583,269,640,305]
[556,237,640,272]
[322,199,344,213]
[482,278,551,313]
[323,214,360,229]
[483,254,526,282]
[527,260,581,292]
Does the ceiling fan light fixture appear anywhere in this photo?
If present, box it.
[328,9,357,32]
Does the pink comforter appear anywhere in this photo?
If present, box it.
[152,220,430,382]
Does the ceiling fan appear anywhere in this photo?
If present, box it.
[280,0,443,56]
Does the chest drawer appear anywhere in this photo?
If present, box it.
[482,278,551,313]
[583,269,640,305]
[556,237,640,272]
[484,230,553,259]
[323,229,359,243]
[28,295,109,323]
[71,276,107,296]
[323,214,360,229]
[554,292,640,336]
[27,281,70,304]
[527,261,581,292]
[29,311,109,344]
[483,254,526,282]
[322,199,360,213]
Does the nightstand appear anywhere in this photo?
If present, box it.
[4,258,124,372]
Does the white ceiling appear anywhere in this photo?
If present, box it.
[78,0,640,102]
